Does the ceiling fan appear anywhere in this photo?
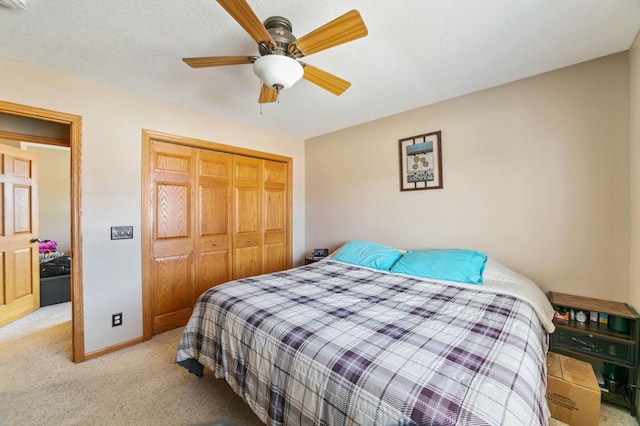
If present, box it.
[183,0,368,104]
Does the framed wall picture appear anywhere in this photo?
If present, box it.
[398,130,443,191]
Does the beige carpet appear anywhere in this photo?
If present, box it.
[0,302,263,426]
[0,302,638,426]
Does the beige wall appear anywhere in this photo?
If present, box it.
[24,143,72,254]
[1,45,634,354]
[0,57,306,354]
[0,138,20,148]
[306,53,630,302]
[631,32,640,311]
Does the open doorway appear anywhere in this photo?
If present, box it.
[0,100,84,362]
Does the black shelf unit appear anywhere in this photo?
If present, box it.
[548,292,640,416]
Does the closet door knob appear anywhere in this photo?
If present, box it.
[30,238,40,243]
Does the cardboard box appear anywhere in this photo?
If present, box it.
[546,352,601,426]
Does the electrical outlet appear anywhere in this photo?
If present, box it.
[112,312,123,327]
[111,226,133,240]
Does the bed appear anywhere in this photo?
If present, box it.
[176,242,555,426]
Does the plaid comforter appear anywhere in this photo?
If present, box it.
[176,260,550,426]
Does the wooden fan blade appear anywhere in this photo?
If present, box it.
[288,10,368,57]
[217,0,276,50]
[183,56,254,68]
[258,84,278,103]
[301,63,351,96]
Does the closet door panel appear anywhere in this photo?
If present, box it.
[263,188,286,274]
[195,251,230,298]
[263,160,288,273]
[232,156,262,279]
[263,240,286,274]
[195,150,232,297]
[156,183,190,239]
[152,254,193,333]
[233,245,261,279]
[150,141,195,334]
[152,144,193,244]
[235,188,259,232]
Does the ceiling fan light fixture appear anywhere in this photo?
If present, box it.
[0,0,27,8]
[253,55,303,91]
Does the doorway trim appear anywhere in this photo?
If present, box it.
[0,100,84,362]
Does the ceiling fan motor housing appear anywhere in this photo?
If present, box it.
[254,15,303,91]
[260,16,297,57]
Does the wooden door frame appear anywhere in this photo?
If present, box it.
[0,100,84,362]
[141,129,293,340]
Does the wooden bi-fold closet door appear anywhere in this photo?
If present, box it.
[262,160,288,274]
[232,155,262,279]
[194,149,234,302]
[147,138,289,335]
[149,141,233,334]
[231,156,289,278]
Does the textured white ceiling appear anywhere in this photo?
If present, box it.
[1,1,639,139]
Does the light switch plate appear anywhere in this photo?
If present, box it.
[111,226,133,240]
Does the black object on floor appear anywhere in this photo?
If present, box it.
[40,256,71,306]
[40,256,71,277]
[40,275,71,306]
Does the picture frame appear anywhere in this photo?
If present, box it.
[398,130,443,191]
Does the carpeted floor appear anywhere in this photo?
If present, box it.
[0,302,263,426]
[0,302,638,426]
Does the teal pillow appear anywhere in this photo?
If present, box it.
[332,240,403,271]
[390,249,487,284]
